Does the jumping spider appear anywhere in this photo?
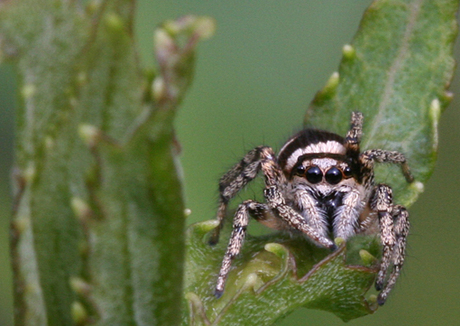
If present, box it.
[209,111,414,305]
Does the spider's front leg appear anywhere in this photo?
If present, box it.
[361,149,414,183]
[371,184,410,305]
[215,200,268,297]
[209,146,270,245]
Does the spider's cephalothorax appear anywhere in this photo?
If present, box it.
[210,111,414,305]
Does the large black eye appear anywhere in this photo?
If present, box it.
[325,167,342,184]
[306,166,323,184]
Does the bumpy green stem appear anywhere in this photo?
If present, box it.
[1,0,214,325]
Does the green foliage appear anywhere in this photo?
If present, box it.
[183,0,458,325]
[1,0,213,325]
[306,0,458,207]
[184,222,380,326]
[1,0,458,325]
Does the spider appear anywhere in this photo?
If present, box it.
[209,111,414,305]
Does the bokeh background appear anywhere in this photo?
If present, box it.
[1,0,460,325]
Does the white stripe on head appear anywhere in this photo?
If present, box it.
[284,140,346,171]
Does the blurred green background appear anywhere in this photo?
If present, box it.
[1,0,459,325]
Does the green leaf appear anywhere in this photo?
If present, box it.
[183,222,380,325]
[2,0,214,325]
[305,0,458,207]
[183,0,458,325]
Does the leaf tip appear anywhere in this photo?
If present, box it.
[430,98,441,121]
[313,71,340,104]
[152,76,168,102]
[77,71,88,87]
[264,242,289,259]
[191,219,220,235]
[184,208,192,217]
[70,277,92,297]
[104,12,125,33]
[193,17,217,40]
[185,292,211,324]
[185,291,202,304]
[154,28,175,57]
[71,301,88,325]
[85,1,99,15]
[429,98,441,150]
[21,83,37,99]
[334,236,346,247]
[78,124,100,147]
[440,91,454,108]
[242,272,262,293]
[403,181,425,207]
[325,71,340,92]
[342,44,356,60]
[23,162,36,183]
[71,197,93,222]
[11,215,30,236]
[410,181,424,194]
[367,294,378,304]
[164,15,216,40]
[359,249,377,266]
[44,136,55,150]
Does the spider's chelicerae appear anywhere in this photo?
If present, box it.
[210,111,414,305]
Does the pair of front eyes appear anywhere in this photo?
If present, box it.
[295,165,352,185]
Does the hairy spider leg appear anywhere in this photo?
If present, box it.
[332,111,365,239]
[214,147,337,297]
[361,149,414,184]
[359,146,413,305]
[345,111,363,156]
[209,146,269,245]
[376,202,410,305]
[215,200,268,297]
[258,147,336,249]
[212,111,414,304]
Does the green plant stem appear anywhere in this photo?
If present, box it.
[1,0,213,325]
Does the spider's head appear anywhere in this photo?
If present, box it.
[278,129,359,195]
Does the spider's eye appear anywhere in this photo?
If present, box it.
[343,166,352,178]
[295,165,306,176]
[306,166,323,184]
[325,167,342,184]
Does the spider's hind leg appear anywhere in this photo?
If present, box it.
[209,146,272,245]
